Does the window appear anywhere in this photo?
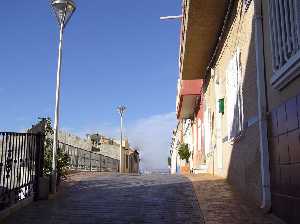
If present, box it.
[269,0,300,90]
[226,50,244,142]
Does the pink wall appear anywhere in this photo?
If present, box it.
[192,92,205,167]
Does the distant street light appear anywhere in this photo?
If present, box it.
[117,105,127,173]
[51,0,76,193]
[160,15,183,20]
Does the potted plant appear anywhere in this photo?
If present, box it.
[177,143,191,174]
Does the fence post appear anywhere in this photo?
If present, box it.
[90,152,92,172]
[101,155,102,172]
[34,133,44,201]
[99,154,101,172]
[76,147,79,171]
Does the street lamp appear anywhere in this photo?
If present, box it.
[159,15,183,20]
[51,0,76,193]
[117,105,126,173]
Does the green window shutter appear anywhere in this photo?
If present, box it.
[218,98,225,114]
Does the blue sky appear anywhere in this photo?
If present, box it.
[0,1,181,170]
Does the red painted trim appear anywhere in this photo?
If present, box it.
[176,79,203,119]
[176,95,183,119]
[180,80,203,96]
[195,120,198,151]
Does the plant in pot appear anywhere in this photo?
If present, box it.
[178,143,191,173]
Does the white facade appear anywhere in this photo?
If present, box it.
[170,125,181,174]
[183,119,193,170]
[170,148,178,174]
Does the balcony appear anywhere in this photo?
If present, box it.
[176,79,203,119]
[179,0,227,80]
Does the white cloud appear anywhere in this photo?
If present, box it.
[126,112,176,171]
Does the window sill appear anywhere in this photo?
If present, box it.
[271,52,300,91]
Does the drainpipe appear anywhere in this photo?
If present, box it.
[254,0,271,212]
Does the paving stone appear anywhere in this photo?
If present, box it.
[3,173,285,224]
[187,174,286,224]
[3,173,204,224]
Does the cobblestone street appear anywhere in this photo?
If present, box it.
[2,173,285,224]
[188,174,284,224]
[3,173,204,224]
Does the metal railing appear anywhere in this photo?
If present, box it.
[0,132,44,211]
[59,142,119,173]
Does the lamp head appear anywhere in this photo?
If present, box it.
[51,0,76,27]
[117,105,127,116]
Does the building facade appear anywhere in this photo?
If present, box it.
[171,0,300,222]
[89,134,140,174]
[262,0,300,222]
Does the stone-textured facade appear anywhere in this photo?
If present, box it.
[174,1,263,202]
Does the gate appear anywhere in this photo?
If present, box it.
[0,132,44,211]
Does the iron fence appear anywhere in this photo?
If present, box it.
[0,132,43,211]
[59,142,119,172]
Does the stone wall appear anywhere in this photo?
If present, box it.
[58,131,92,151]
[98,144,120,160]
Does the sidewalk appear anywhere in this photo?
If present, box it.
[187,174,285,224]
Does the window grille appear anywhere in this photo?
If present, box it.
[269,0,300,71]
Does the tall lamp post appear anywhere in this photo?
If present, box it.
[117,105,126,173]
[51,0,76,193]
